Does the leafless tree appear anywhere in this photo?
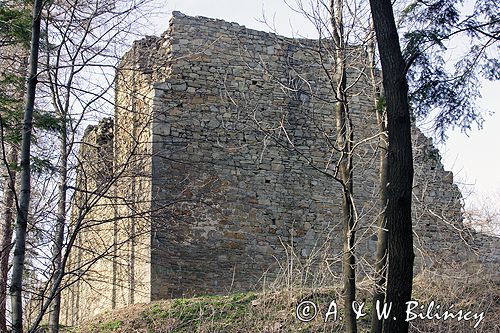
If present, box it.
[1,0,163,331]
[29,0,159,331]
[258,2,384,331]
[366,21,388,333]
[9,0,44,331]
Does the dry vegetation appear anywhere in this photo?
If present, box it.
[51,264,499,333]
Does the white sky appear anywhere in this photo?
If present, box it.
[149,0,499,215]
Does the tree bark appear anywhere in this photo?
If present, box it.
[0,145,18,332]
[330,1,357,332]
[367,27,389,333]
[369,109,389,333]
[9,0,43,331]
[49,125,67,333]
[367,1,415,333]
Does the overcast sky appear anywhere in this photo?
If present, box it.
[149,0,500,216]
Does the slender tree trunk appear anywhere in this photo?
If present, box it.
[0,145,18,332]
[129,218,136,305]
[330,1,357,332]
[340,158,356,333]
[49,124,67,333]
[367,28,389,333]
[337,94,357,333]
[368,1,415,333]
[369,112,389,333]
[10,0,43,331]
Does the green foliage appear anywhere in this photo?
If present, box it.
[0,71,24,86]
[98,319,122,332]
[0,2,30,149]
[33,109,63,132]
[140,293,258,332]
[141,303,169,321]
[0,2,32,46]
[401,0,499,140]
[0,86,23,144]
[376,94,386,113]
[32,156,56,173]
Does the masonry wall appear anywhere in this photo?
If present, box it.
[113,37,158,307]
[64,11,499,322]
[61,42,158,323]
[142,12,471,298]
[61,119,116,324]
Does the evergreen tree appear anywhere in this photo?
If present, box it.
[402,0,499,138]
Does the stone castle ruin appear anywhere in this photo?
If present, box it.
[61,12,498,324]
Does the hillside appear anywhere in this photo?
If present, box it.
[59,271,498,333]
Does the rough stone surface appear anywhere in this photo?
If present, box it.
[62,12,499,324]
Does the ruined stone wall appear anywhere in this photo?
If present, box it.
[61,55,156,322]
[61,118,116,324]
[146,12,377,298]
[64,11,498,322]
[113,37,158,307]
[142,12,471,298]
[62,37,160,325]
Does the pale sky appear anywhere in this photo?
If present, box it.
[150,0,499,218]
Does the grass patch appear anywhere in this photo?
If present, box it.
[142,292,257,332]
[98,319,122,332]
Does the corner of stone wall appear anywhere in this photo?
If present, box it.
[83,117,113,141]
[408,125,499,273]
[81,117,114,173]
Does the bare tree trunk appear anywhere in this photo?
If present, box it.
[330,1,357,332]
[0,145,18,332]
[367,27,389,333]
[369,112,389,333]
[368,1,415,332]
[49,125,67,333]
[340,148,356,333]
[9,0,43,331]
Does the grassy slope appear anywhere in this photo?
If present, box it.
[61,270,499,333]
